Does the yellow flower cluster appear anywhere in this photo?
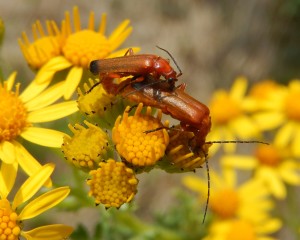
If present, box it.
[77,78,116,116]
[113,103,169,166]
[87,159,138,208]
[62,121,109,171]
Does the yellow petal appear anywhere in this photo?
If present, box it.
[19,76,51,103]
[274,122,294,148]
[24,81,65,112]
[27,101,78,123]
[291,127,300,157]
[207,126,236,154]
[20,127,65,148]
[210,170,224,190]
[278,160,300,185]
[0,162,18,199]
[256,218,282,234]
[205,127,222,155]
[18,186,70,220]
[6,71,17,91]
[21,224,73,240]
[182,175,207,194]
[0,141,16,164]
[223,167,236,188]
[256,167,286,199]
[221,155,257,169]
[230,76,248,101]
[13,141,44,178]
[230,116,259,139]
[253,112,285,131]
[110,26,133,52]
[98,13,106,34]
[222,129,237,153]
[109,19,130,42]
[35,56,72,84]
[63,66,83,99]
[12,163,55,210]
[288,80,300,91]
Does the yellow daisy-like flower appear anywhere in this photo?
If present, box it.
[204,218,281,240]
[0,162,73,240]
[0,72,78,176]
[183,167,274,223]
[77,78,115,117]
[62,120,110,171]
[253,80,300,157]
[87,159,138,208]
[112,103,169,167]
[32,6,139,99]
[221,143,300,199]
[19,20,62,69]
[207,77,261,154]
[162,126,211,172]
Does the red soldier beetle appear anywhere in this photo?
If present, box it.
[89,46,182,91]
[115,75,211,151]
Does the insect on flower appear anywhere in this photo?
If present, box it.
[88,54,267,224]
[110,75,212,152]
[89,46,182,92]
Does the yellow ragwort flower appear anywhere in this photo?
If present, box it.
[0,162,73,240]
[62,120,110,171]
[204,218,281,240]
[221,142,300,199]
[112,103,169,167]
[253,80,300,157]
[19,20,62,69]
[207,77,261,154]
[31,6,139,99]
[77,78,116,116]
[0,72,77,176]
[87,159,138,208]
[183,167,274,223]
[162,126,211,172]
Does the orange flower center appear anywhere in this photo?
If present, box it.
[249,80,280,100]
[210,188,239,219]
[285,91,300,121]
[0,83,29,142]
[210,92,241,125]
[62,30,111,68]
[226,220,256,240]
[0,199,21,240]
[255,145,281,166]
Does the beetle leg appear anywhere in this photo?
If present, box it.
[124,47,134,56]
